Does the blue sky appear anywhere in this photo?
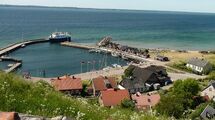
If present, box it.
[1,0,215,13]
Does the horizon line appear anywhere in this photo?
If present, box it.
[1,4,215,14]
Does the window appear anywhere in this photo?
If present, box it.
[209,88,212,91]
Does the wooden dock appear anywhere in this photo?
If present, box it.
[61,42,96,50]
[4,62,22,73]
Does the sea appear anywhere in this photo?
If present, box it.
[0,6,215,77]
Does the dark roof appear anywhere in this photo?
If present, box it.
[120,65,169,89]
[200,105,215,120]
[187,58,210,68]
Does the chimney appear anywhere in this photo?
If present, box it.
[72,76,76,79]
[114,88,118,91]
[57,77,60,80]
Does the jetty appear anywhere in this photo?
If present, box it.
[4,62,22,73]
[0,56,22,62]
[0,38,49,73]
[60,42,96,50]
[0,38,49,56]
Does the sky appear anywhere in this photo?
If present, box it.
[1,0,215,13]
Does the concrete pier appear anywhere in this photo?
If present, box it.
[61,42,96,50]
[0,56,22,62]
[0,38,49,73]
[0,38,49,56]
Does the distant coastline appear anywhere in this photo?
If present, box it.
[1,4,215,15]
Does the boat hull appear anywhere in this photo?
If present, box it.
[49,37,71,43]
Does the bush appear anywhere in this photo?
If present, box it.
[121,99,135,110]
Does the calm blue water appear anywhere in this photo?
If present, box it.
[1,6,215,77]
[7,43,127,77]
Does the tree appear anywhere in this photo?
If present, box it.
[121,99,135,110]
[208,71,215,80]
[124,66,134,78]
[155,79,201,118]
[155,94,184,118]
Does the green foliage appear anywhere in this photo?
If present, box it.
[155,94,184,118]
[189,103,208,119]
[155,78,201,118]
[124,66,134,78]
[208,71,215,80]
[121,99,135,110]
[170,61,192,73]
[0,72,172,120]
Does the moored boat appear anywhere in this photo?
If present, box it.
[49,32,71,43]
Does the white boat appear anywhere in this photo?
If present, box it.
[8,64,14,67]
[121,54,128,60]
[103,66,112,71]
[21,44,26,48]
[111,52,120,57]
[112,64,122,68]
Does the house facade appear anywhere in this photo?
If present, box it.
[201,81,215,100]
[51,76,83,95]
[186,58,212,75]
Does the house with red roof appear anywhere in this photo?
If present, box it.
[51,75,83,95]
[92,76,118,96]
[99,89,130,107]
[131,92,160,110]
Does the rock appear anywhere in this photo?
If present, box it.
[50,116,63,120]
[18,114,44,120]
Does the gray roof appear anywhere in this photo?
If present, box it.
[210,81,215,89]
[120,65,169,89]
[187,58,210,68]
[200,105,215,120]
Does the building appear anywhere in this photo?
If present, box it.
[201,81,215,101]
[131,92,160,110]
[200,105,215,120]
[51,76,83,95]
[186,58,212,75]
[99,89,130,107]
[92,76,118,96]
[120,65,171,94]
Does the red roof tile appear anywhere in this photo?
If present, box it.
[100,89,130,107]
[93,76,117,91]
[51,76,82,91]
[132,93,160,109]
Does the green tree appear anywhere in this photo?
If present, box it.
[121,99,135,110]
[156,94,184,118]
[155,79,201,118]
[124,66,134,78]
